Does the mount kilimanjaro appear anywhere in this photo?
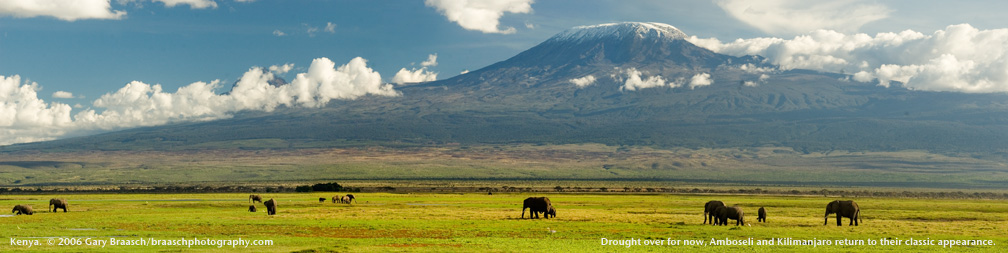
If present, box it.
[9,22,1008,154]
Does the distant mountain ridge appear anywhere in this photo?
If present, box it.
[7,22,1008,155]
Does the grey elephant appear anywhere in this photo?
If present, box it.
[248,205,257,212]
[12,205,33,215]
[521,197,552,219]
[249,194,262,203]
[319,197,326,203]
[715,205,745,226]
[704,200,726,225]
[341,194,356,204]
[49,198,68,213]
[264,198,277,215]
[825,200,860,226]
[757,207,766,223]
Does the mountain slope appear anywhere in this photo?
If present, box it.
[7,22,1008,155]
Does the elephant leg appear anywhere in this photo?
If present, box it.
[854,211,860,226]
[836,213,842,226]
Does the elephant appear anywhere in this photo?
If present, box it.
[825,200,861,226]
[714,205,745,226]
[341,194,356,204]
[703,200,726,225]
[12,205,33,215]
[263,198,277,215]
[332,196,338,203]
[544,205,556,218]
[248,205,257,212]
[757,207,766,222]
[319,197,326,203]
[49,198,68,213]
[249,194,262,203]
[521,197,552,219]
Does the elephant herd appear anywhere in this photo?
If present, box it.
[10,198,69,215]
[247,193,358,215]
[248,194,277,215]
[331,194,355,204]
[703,200,861,226]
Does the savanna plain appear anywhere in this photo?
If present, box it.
[1,144,1007,252]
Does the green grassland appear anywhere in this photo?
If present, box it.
[0,193,1005,252]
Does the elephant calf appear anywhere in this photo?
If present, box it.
[249,194,262,203]
[248,205,257,212]
[50,198,69,213]
[319,197,326,203]
[12,205,33,215]
[544,205,556,219]
[757,207,766,223]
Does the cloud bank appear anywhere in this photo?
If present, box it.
[715,0,889,35]
[425,0,533,34]
[0,57,398,145]
[689,24,1008,93]
[0,0,126,21]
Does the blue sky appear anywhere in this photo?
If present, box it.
[2,0,1008,144]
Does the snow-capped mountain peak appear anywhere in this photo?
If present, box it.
[549,22,688,43]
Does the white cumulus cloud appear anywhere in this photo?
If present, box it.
[688,24,1008,93]
[0,57,399,145]
[569,75,596,88]
[272,30,286,36]
[153,0,217,9]
[392,69,438,84]
[619,68,680,91]
[688,73,713,89]
[425,0,533,34]
[0,0,126,21]
[0,75,74,144]
[269,63,294,75]
[421,54,438,67]
[715,0,890,35]
[325,22,337,33]
[392,54,439,84]
[52,91,74,99]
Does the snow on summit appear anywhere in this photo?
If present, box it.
[549,22,688,42]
